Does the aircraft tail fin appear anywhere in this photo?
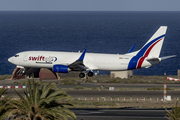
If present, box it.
[136,26,167,58]
[127,26,171,70]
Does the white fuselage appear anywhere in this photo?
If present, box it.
[8,51,155,71]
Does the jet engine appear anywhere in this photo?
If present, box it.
[52,65,71,73]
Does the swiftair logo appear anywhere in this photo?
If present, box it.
[29,56,57,62]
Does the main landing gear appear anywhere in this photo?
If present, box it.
[87,71,93,77]
[79,73,85,78]
[79,71,94,78]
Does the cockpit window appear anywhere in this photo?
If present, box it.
[15,55,19,57]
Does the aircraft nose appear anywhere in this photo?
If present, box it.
[8,57,14,63]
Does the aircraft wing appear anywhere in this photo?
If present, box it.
[68,49,88,71]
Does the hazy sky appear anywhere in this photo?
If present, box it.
[0,0,180,11]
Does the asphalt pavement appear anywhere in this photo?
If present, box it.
[71,108,169,120]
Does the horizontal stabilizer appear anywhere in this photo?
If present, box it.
[160,55,176,60]
[146,57,160,62]
[146,55,176,62]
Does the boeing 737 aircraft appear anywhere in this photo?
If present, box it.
[8,26,175,78]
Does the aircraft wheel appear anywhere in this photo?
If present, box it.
[79,73,85,78]
[88,71,94,77]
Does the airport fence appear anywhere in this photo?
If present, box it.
[73,97,179,103]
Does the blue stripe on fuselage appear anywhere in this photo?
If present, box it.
[127,34,165,70]
[128,56,139,70]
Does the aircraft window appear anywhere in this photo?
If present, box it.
[15,55,19,57]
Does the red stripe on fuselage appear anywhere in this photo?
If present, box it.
[137,38,163,69]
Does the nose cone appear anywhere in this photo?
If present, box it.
[8,57,14,63]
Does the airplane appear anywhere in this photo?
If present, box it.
[8,26,176,78]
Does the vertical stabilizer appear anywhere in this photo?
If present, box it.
[127,26,167,70]
[137,26,167,58]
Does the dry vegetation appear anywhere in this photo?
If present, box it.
[12,75,180,86]
[87,75,179,84]
[0,75,11,80]
[55,75,179,84]
[70,98,179,108]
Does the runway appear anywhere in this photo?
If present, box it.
[71,108,168,120]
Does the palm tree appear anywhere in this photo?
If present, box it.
[0,88,11,119]
[8,78,76,120]
[166,101,180,120]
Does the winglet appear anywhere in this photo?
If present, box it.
[128,44,136,53]
[78,49,86,61]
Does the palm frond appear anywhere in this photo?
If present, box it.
[6,77,76,120]
[13,89,29,109]
[40,83,56,99]
[166,101,180,120]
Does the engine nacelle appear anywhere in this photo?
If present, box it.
[52,65,71,73]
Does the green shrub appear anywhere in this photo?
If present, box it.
[147,87,174,91]
[72,100,115,107]
[92,87,97,90]
[104,86,109,89]
[166,101,180,119]
[14,81,19,85]
[55,81,59,84]
[74,86,84,90]
[147,87,163,90]
[63,81,76,85]
[0,75,11,80]
[77,82,81,85]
